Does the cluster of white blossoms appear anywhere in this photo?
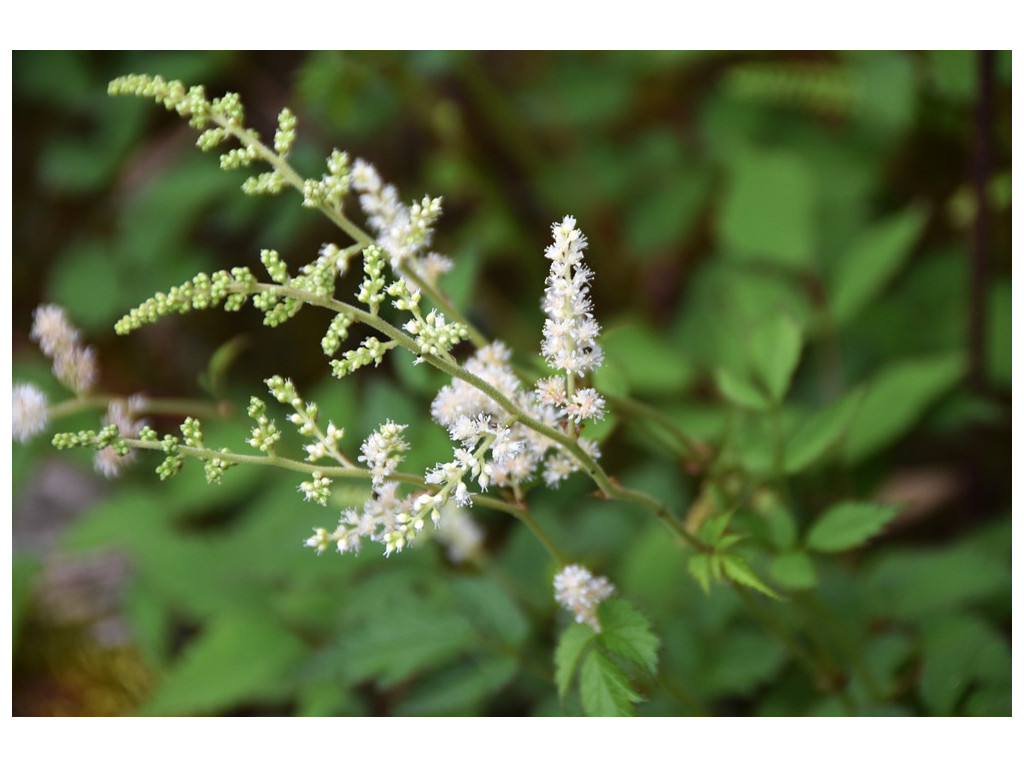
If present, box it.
[305,480,414,556]
[350,158,452,282]
[13,304,104,444]
[94,396,147,478]
[12,383,49,443]
[541,216,604,378]
[358,420,410,489]
[30,304,98,395]
[554,564,616,632]
[535,217,606,425]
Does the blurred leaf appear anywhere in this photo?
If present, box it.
[920,615,1011,715]
[47,240,124,333]
[580,650,641,717]
[927,50,977,103]
[784,388,863,473]
[702,628,787,697]
[719,148,816,268]
[555,622,596,699]
[721,554,780,599]
[619,523,688,614]
[142,612,305,715]
[596,599,659,675]
[687,553,714,594]
[830,205,927,326]
[844,352,965,462]
[751,313,803,402]
[866,546,1009,620]
[601,322,692,396]
[805,501,899,553]
[334,597,476,687]
[199,335,250,398]
[625,169,708,258]
[450,576,529,647]
[964,684,1012,717]
[715,368,771,411]
[395,656,518,716]
[769,551,818,590]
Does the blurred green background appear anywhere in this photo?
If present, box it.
[12,51,1011,716]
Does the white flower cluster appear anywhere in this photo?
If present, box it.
[351,158,452,281]
[305,481,414,556]
[94,396,147,478]
[541,216,603,378]
[358,420,409,489]
[12,383,49,443]
[30,304,98,394]
[431,343,593,490]
[554,563,615,632]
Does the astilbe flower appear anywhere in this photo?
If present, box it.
[94,396,147,478]
[350,158,451,282]
[541,216,604,378]
[12,383,49,443]
[30,304,98,394]
[554,563,615,632]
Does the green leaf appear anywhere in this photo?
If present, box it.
[715,368,771,411]
[555,622,596,699]
[335,599,476,687]
[784,389,863,473]
[601,322,692,396]
[596,599,659,675]
[866,547,1009,620]
[751,314,803,402]
[687,552,714,594]
[719,149,816,268]
[805,501,899,553]
[395,656,518,716]
[142,613,305,715]
[580,650,642,717]
[450,576,529,647]
[768,550,819,590]
[920,616,1011,715]
[830,205,927,326]
[721,554,780,599]
[844,353,965,462]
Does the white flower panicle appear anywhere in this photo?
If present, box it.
[12,383,49,443]
[93,396,147,478]
[554,564,615,632]
[430,343,564,489]
[350,158,452,282]
[358,421,410,489]
[30,304,98,394]
[305,481,413,556]
[541,216,604,378]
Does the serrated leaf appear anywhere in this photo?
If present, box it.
[721,554,780,599]
[844,353,965,462]
[830,205,928,326]
[784,389,863,473]
[688,552,713,593]
[555,622,596,699]
[596,599,659,675]
[580,650,641,717]
[335,599,476,687]
[699,512,732,545]
[142,613,305,715]
[715,368,771,411]
[769,551,819,590]
[450,576,529,647]
[806,501,899,553]
[751,314,803,402]
[395,656,518,716]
